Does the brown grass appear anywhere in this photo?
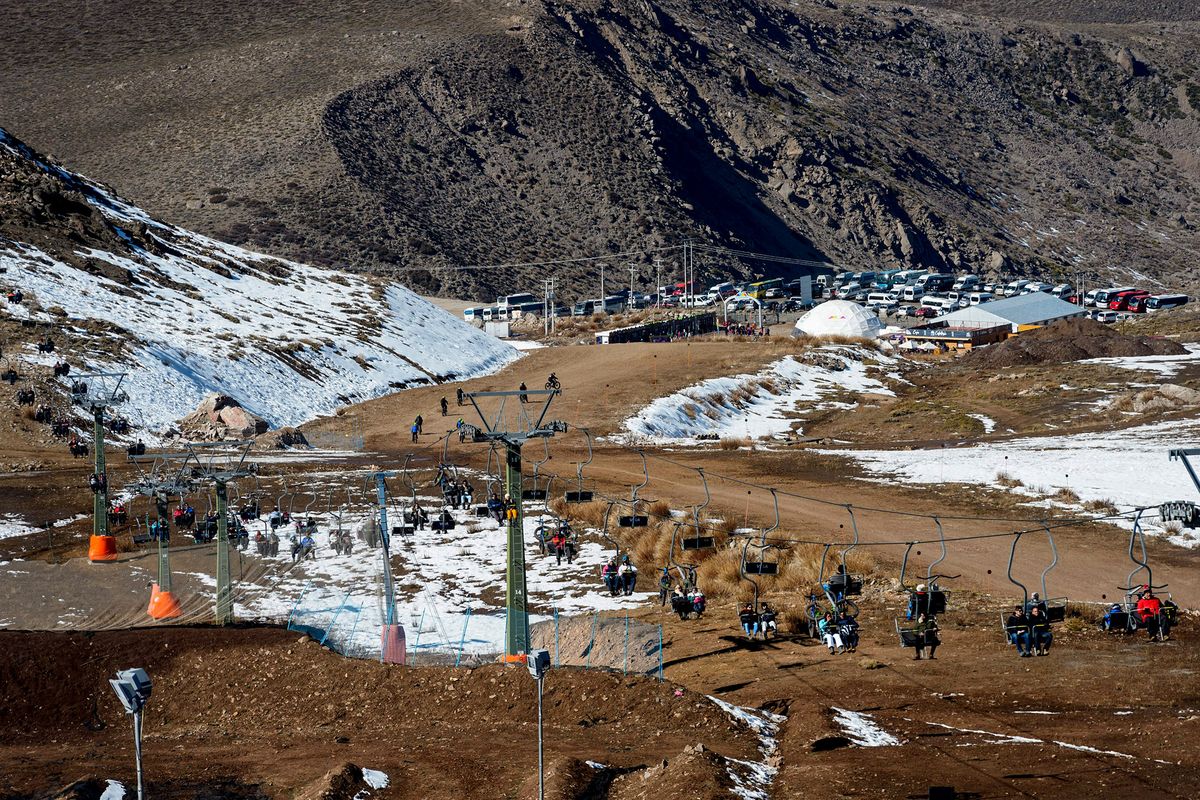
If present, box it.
[1052,487,1080,504]
[718,437,753,450]
[995,471,1023,489]
[1083,498,1119,516]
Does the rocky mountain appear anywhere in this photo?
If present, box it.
[0,127,518,435]
[2,0,1198,299]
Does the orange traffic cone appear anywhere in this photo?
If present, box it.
[147,583,183,620]
[88,534,118,562]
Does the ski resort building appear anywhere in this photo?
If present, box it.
[936,292,1086,333]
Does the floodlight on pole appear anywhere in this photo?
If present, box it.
[527,649,551,800]
[108,668,151,800]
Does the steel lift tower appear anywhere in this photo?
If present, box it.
[74,372,128,563]
[462,388,566,660]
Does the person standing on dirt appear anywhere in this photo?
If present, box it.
[456,387,465,406]
[519,382,528,403]
[410,422,419,443]
[440,396,449,416]
[1006,606,1031,656]
[658,569,672,607]
[739,603,760,639]
[415,415,423,435]
[912,613,939,660]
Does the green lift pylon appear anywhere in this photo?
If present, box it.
[74,372,126,563]
[462,388,565,660]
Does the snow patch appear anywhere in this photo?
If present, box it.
[99,781,125,800]
[708,696,786,800]
[617,347,894,444]
[968,413,997,433]
[830,707,902,747]
[361,768,389,789]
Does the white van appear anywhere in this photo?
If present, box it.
[952,275,981,291]
[967,291,994,305]
[921,296,956,313]
[1003,279,1031,297]
[865,292,897,310]
[898,284,925,302]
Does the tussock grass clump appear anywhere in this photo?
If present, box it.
[995,470,1023,488]
[1083,498,1119,516]
[1053,487,1080,504]
[718,437,753,450]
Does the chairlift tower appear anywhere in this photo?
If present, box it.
[181,441,258,624]
[370,470,406,663]
[75,372,128,562]
[462,388,566,660]
[126,452,202,619]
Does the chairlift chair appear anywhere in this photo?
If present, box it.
[1006,526,1068,625]
[564,428,595,503]
[475,446,498,516]
[822,506,864,601]
[667,523,700,597]
[678,468,716,550]
[520,439,551,501]
[618,450,651,527]
[1115,511,1175,638]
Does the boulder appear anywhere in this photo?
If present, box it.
[177,393,268,440]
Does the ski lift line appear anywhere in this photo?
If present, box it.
[691,243,838,269]
[452,244,684,272]
[588,439,1148,525]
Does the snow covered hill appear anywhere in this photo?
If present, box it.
[0,128,518,432]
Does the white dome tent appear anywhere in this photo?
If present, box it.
[792,299,884,339]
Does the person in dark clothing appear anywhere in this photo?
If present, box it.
[913,614,940,660]
[1006,606,1032,656]
[658,569,672,607]
[519,382,528,403]
[456,387,465,406]
[1028,605,1053,655]
[759,603,778,639]
[739,603,760,639]
[415,415,423,435]
[440,396,449,416]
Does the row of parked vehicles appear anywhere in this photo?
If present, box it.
[822,269,1189,320]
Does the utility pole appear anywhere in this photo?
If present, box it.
[654,256,662,306]
[461,390,566,660]
[600,263,606,306]
[629,264,637,306]
[373,470,405,663]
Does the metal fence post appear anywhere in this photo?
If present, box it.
[455,609,473,667]
[285,580,312,630]
[658,626,664,681]
[586,613,597,670]
[320,592,352,646]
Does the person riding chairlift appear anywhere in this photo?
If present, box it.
[819,611,844,654]
[619,557,637,595]
[1027,605,1053,656]
[759,603,778,639]
[912,613,939,660]
[739,603,760,639]
[1136,588,1171,641]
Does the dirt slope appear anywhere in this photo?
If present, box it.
[3,0,1199,298]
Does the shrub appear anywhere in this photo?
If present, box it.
[718,437,753,450]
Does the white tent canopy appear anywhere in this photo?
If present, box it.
[793,300,884,339]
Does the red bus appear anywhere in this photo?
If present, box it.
[1108,290,1149,311]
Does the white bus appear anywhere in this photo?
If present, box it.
[1145,293,1189,311]
[1092,286,1135,308]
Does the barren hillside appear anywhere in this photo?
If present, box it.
[2,0,1198,299]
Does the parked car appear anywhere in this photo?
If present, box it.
[913,306,938,319]
[1095,310,1119,323]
